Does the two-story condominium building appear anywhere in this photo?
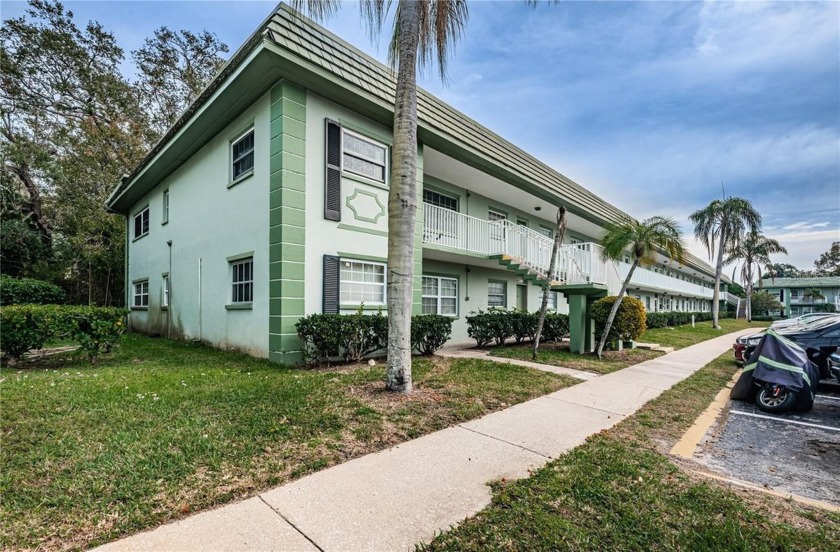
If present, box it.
[107,5,727,364]
[759,277,840,317]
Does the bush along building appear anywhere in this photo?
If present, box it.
[759,277,840,317]
[106,4,730,364]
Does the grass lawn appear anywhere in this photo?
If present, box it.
[420,354,840,551]
[0,334,577,552]
[638,317,770,350]
[490,318,769,375]
[491,344,660,375]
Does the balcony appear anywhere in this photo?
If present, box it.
[790,296,827,305]
[617,263,715,299]
[422,203,609,287]
[423,203,719,299]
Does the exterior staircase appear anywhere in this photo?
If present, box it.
[491,254,562,289]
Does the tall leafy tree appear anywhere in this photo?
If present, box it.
[724,231,787,322]
[0,1,228,304]
[292,0,468,393]
[767,262,801,279]
[802,287,825,302]
[814,241,840,277]
[689,197,761,329]
[133,27,229,139]
[595,216,685,358]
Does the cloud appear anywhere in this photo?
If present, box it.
[782,221,831,231]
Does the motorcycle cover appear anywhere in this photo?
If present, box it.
[730,329,820,412]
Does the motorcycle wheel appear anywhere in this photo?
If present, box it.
[756,385,796,413]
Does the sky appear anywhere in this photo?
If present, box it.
[2,0,839,272]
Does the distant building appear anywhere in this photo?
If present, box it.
[759,277,840,317]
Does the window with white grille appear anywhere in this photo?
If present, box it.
[487,281,507,308]
[340,260,386,304]
[422,276,457,316]
[343,130,387,183]
[230,258,254,303]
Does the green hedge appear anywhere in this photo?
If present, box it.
[465,310,569,347]
[295,312,453,365]
[591,296,647,343]
[644,310,725,328]
[0,275,66,306]
[0,305,128,362]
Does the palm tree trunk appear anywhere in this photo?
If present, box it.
[533,206,566,360]
[386,0,421,393]
[595,258,640,358]
[711,227,726,329]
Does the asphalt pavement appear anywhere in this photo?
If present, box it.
[703,381,840,505]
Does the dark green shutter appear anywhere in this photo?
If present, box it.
[324,119,341,221]
[323,255,340,313]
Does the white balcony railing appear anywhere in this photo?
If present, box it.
[423,203,611,286]
[616,262,715,299]
[423,203,723,297]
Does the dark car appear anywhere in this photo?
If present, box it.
[734,316,840,380]
[828,352,840,384]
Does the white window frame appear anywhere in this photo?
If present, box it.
[161,274,170,308]
[423,189,458,212]
[547,290,558,310]
[340,259,386,305]
[231,128,255,182]
[132,280,149,308]
[133,206,149,240]
[341,128,388,184]
[487,280,507,308]
[162,190,169,225]
[230,257,254,304]
[422,275,458,316]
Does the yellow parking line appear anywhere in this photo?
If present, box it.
[670,371,740,459]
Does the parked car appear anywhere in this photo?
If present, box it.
[734,316,840,379]
[827,352,840,384]
[770,312,836,330]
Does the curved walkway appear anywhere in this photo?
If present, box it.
[92,329,755,552]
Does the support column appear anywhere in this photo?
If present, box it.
[268,81,307,365]
[568,294,588,354]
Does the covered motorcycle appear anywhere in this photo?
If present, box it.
[730,329,820,413]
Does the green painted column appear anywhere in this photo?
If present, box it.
[584,299,595,353]
[567,294,588,354]
[268,81,307,365]
[784,288,791,317]
[412,145,424,315]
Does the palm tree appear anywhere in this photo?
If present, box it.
[292,1,468,393]
[689,197,761,329]
[803,288,826,302]
[724,231,787,322]
[595,216,685,358]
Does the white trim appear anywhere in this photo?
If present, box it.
[339,258,386,305]
[341,127,388,184]
[422,275,458,316]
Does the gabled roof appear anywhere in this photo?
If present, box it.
[107,3,720,278]
[760,277,840,288]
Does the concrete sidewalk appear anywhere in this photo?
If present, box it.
[93,329,753,552]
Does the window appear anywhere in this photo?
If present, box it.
[538,226,552,239]
[133,206,149,239]
[231,129,255,180]
[423,189,458,211]
[343,130,387,183]
[340,260,386,304]
[133,280,149,308]
[162,190,169,224]
[230,257,253,303]
[790,289,800,299]
[645,296,651,310]
[422,276,458,316]
[162,275,169,308]
[487,281,507,308]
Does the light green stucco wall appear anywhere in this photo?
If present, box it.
[303,92,423,320]
[127,92,272,356]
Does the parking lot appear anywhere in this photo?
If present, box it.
[700,381,840,505]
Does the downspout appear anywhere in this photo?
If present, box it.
[198,257,203,342]
[167,240,172,339]
[124,215,130,322]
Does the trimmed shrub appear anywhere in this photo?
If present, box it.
[411,315,453,355]
[295,311,452,365]
[0,275,65,306]
[510,310,537,344]
[541,312,570,342]
[340,310,388,363]
[466,310,515,347]
[645,310,718,328]
[591,296,647,345]
[0,305,127,362]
